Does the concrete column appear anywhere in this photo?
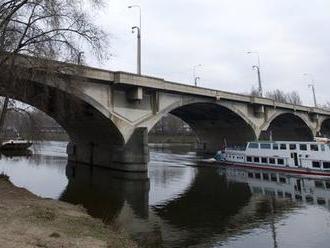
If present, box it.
[112,127,149,170]
[67,127,149,172]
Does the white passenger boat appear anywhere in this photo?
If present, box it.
[215,138,330,176]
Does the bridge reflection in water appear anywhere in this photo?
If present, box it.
[59,160,315,247]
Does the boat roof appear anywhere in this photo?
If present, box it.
[248,141,328,144]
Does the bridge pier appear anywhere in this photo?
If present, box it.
[67,128,149,172]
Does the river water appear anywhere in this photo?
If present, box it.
[1,141,330,248]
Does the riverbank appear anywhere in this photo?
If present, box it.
[0,175,137,248]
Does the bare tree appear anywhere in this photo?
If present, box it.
[0,0,108,63]
[265,89,303,105]
[286,91,302,105]
[0,0,109,141]
[266,89,288,103]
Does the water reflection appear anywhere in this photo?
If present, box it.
[1,149,32,158]
[2,143,330,247]
[222,166,330,209]
[60,163,150,222]
[59,161,299,247]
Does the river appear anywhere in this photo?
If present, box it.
[1,141,330,248]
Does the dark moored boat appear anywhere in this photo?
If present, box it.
[1,139,32,151]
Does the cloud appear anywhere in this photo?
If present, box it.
[91,0,330,106]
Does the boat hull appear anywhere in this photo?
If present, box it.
[218,161,330,177]
[1,141,32,151]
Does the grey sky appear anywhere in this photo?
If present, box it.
[90,0,330,106]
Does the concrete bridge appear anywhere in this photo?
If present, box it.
[1,56,330,172]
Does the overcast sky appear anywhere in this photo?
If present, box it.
[89,0,330,106]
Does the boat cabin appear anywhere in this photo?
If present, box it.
[225,141,330,171]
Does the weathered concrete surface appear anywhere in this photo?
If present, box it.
[2,55,330,171]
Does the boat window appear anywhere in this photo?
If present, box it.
[317,198,326,205]
[279,177,286,183]
[280,144,287,150]
[323,162,330,169]
[260,143,271,149]
[247,156,252,162]
[254,157,260,163]
[299,144,307,151]
[263,173,269,180]
[272,144,279,150]
[248,143,259,149]
[315,181,324,188]
[277,191,284,198]
[269,158,275,164]
[295,194,303,201]
[261,157,267,163]
[277,158,284,165]
[271,174,277,182]
[326,181,330,189]
[312,161,320,168]
[255,173,261,179]
[289,144,296,150]
[248,172,254,178]
[305,195,314,203]
[321,144,325,151]
[310,144,319,151]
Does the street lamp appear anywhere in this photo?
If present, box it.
[247,51,262,97]
[304,73,318,107]
[308,84,317,108]
[252,65,262,96]
[193,64,202,86]
[128,5,142,75]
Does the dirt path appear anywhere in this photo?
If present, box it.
[0,175,137,248]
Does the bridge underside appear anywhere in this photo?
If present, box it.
[260,113,314,141]
[320,119,330,138]
[171,103,256,154]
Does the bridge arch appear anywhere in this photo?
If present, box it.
[148,100,257,153]
[320,118,330,138]
[260,112,314,141]
[0,74,128,167]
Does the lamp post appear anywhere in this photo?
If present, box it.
[304,73,317,107]
[247,51,262,97]
[193,64,202,86]
[128,5,142,75]
[252,65,262,96]
[308,84,317,108]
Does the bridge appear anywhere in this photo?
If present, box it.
[1,55,330,172]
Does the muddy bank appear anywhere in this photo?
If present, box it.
[0,175,137,248]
